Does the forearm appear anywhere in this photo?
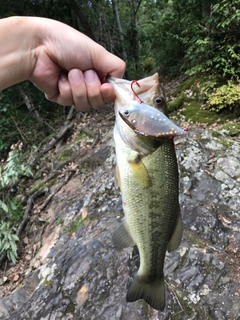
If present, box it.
[0,16,38,90]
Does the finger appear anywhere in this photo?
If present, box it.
[100,83,116,104]
[83,70,105,110]
[55,72,74,106]
[68,69,90,112]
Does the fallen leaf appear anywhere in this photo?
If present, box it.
[81,207,88,219]
[13,274,19,282]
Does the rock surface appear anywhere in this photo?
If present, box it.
[1,125,240,320]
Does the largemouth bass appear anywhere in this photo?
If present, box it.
[108,73,185,311]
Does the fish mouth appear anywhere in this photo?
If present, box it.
[107,74,160,107]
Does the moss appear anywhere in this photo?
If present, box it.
[83,214,100,226]
[168,93,186,112]
[174,77,196,95]
[211,130,220,138]
[220,123,240,136]
[182,101,222,124]
[67,215,83,234]
[65,302,76,314]
[215,138,234,148]
[141,300,150,313]
[55,218,64,225]
[58,149,71,161]
[73,129,95,143]
[42,277,53,287]
[186,232,205,248]
[170,77,239,125]
[179,248,189,268]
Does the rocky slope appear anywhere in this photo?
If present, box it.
[0,113,240,319]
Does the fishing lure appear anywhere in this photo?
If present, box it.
[118,80,187,138]
[119,103,186,138]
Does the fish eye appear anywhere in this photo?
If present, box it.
[155,96,165,106]
[123,110,130,117]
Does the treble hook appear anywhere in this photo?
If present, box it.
[131,80,143,103]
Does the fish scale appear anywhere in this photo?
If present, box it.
[127,140,179,277]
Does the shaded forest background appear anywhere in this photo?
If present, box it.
[1,0,240,154]
[1,0,240,263]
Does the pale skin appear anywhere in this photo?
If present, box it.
[0,16,126,111]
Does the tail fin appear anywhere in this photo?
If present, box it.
[126,275,165,311]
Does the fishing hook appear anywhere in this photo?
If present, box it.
[131,80,143,103]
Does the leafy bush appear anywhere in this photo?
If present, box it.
[0,147,33,263]
[205,82,240,113]
[0,148,33,189]
[0,222,19,264]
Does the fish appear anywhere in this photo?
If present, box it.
[107,73,185,311]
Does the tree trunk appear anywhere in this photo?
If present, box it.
[129,0,142,75]
[70,0,96,41]
[112,0,128,63]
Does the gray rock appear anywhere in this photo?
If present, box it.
[1,126,240,319]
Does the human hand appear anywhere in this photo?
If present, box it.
[0,17,126,111]
[30,18,126,111]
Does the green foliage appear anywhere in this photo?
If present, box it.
[0,221,19,264]
[169,77,237,124]
[205,82,240,113]
[181,0,240,80]
[0,198,24,223]
[55,218,64,226]
[0,149,32,262]
[0,149,33,189]
[68,216,83,234]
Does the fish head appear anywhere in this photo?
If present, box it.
[119,103,186,138]
[108,73,186,146]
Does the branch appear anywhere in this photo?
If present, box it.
[41,118,76,154]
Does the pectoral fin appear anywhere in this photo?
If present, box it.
[112,220,135,248]
[127,150,151,188]
[114,165,121,190]
[167,208,182,252]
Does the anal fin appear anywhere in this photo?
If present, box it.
[167,208,182,252]
[112,220,135,248]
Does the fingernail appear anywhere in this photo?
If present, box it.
[69,69,82,84]
[84,70,96,84]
